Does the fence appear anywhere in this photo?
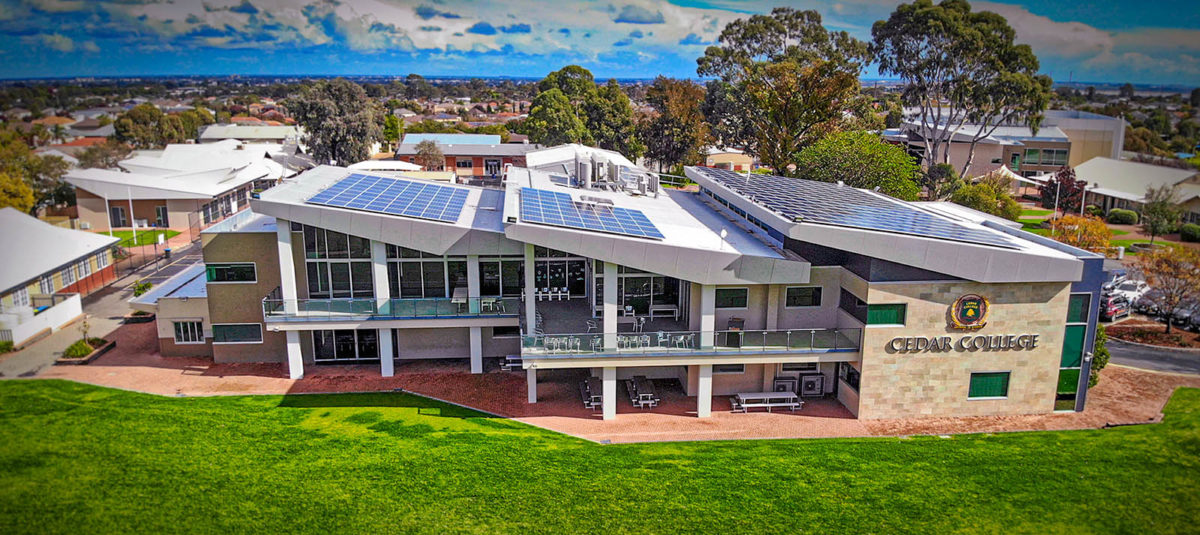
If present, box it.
[109,228,180,278]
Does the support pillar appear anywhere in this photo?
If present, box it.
[762,363,775,391]
[276,219,303,379]
[469,326,483,374]
[602,366,617,420]
[523,243,536,332]
[602,262,618,350]
[765,284,781,331]
[527,367,537,403]
[697,364,713,418]
[466,254,481,314]
[371,240,394,377]
[699,284,716,348]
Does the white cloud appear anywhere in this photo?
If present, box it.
[40,33,75,52]
[975,1,1113,59]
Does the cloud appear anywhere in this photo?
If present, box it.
[628,30,643,39]
[613,4,664,24]
[415,5,460,20]
[466,22,496,35]
[500,23,530,34]
[40,33,74,52]
[81,40,100,53]
[229,0,258,16]
[678,33,711,46]
[614,38,632,47]
[976,2,1112,59]
[420,25,442,32]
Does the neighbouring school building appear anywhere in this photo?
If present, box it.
[142,144,1104,420]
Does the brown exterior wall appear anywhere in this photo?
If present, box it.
[201,230,286,363]
[61,264,117,297]
[1003,140,1072,177]
[159,337,214,357]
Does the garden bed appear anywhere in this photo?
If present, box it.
[55,338,116,365]
[123,311,155,324]
[1107,321,1200,349]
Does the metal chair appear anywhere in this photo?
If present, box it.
[586,319,598,332]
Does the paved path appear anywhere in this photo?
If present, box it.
[1108,338,1200,375]
[0,242,202,379]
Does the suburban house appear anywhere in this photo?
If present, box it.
[704,147,754,171]
[393,133,540,181]
[64,140,287,232]
[0,208,118,347]
[199,124,301,145]
[1074,157,1200,223]
[145,144,1103,421]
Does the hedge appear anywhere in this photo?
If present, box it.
[1084,205,1103,216]
[1181,223,1200,242]
[1106,208,1139,225]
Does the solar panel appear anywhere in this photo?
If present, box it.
[519,187,664,240]
[305,173,469,223]
[689,167,1018,250]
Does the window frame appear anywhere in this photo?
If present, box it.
[784,286,823,308]
[60,265,76,285]
[205,262,258,284]
[714,287,749,310]
[781,362,818,372]
[172,320,205,344]
[39,275,54,295]
[712,363,745,374]
[95,251,109,269]
[211,323,263,345]
[78,257,93,277]
[968,371,1011,400]
[12,286,30,307]
[866,303,907,327]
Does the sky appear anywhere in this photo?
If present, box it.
[0,0,1197,86]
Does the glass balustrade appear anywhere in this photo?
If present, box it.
[262,297,521,321]
[521,328,860,357]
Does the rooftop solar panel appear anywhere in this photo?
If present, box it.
[305,173,469,223]
[519,187,664,240]
[689,167,1018,250]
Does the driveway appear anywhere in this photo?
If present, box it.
[1108,338,1200,375]
[0,242,203,379]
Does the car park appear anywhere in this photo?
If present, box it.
[1133,290,1164,317]
[1170,302,1199,330]
[1100,269,1128,295]
[1099,294,1132,322]
[1112,280,1150,302]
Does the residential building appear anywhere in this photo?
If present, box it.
[64,140,286,231]
[393,133,540,180]
[704,148,754,171]
[1074,157,1200,223]
[0,208,118,347]
[199,124,301,145]
[175,144,1102,421]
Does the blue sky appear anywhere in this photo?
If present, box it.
[0,0,1197,85]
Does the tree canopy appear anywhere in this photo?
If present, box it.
[1140,185,1182,244]
[949,172,1021,220]
[0,127,70,213]
[76,139,132,170]
[414,140,444,170]
[286,78,383,166]
[1049,215,1112,252]
[525,88,590,146]
[1134,247,1200,334]
[638,77,710,171]
[1039,166,1086,214]
[0,172,35,213]
[113,103,213,149]
[795,131,920,200]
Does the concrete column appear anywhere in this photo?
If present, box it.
[276,219,303,379]
[524,243,536,331]
[699,284,716,348]
[765,284,781,331]
[697,364,713,418]
[762,363,775,391]
[603,262,618,350]
[371,240,394,377]
[602,366,617,420]
[469,326,483,373]
[527,367,537,403]
[467,254,481,314]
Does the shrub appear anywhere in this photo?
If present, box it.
[1180,223,1200,242]
[63,339,95,358]
[1084,205,1103,216]
[132,280,152,297]
[0,341,13,354]
[1089,325,1109,388]
[1106,208,1139,224]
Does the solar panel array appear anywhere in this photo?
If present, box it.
[690,167,1018,250]
[306,173,468,223]
[519,187,664,240]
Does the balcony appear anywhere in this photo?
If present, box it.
[262,296,521,323]
[521,328,860,359]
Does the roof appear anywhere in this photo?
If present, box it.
[394,142,538,157]
[1075,157,1199,202]
[199,124,299,141]
[202,210,277,234]
[128,263,207,311]
[347,159,422,172]
[911,202,1023,230]
[901,121,1069,144]
[401,133,501,145]
[65,142,284,200]
[525,144,637,171]
[0,208,119,293]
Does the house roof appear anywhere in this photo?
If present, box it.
[0,208,119,293]
[401,133,501,145]
[199,124,299,141]
[128,263,207,312]
[1075,157,1199,202]
[65,141,285,201]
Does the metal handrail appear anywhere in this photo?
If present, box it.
[521,328,861,357]
[262,296,521,321]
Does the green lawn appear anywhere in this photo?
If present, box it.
[2,380,1199,533]
[95,229,180,246]
[1019,208,1053,217]
[1018,218,1050,236]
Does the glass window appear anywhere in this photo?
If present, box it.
[61,266,76,285]
[480,261,501,296]
[78,258,93,277]
[447,261,468,294]
[304,225,325,259]
[501,260,523,297]
[206,263,256,283]
[307,262,329,297]
[39,276,53,295]
[356,329,379,359]
[1066,294,1091,324]
[334,330,357,359]
[12,287,29,307]
[350,262,373,298]
[785,287,822,307]
[422,261,446,298]
[1061,325,1086,368]
[492,326,520,338]
[715,288,748,309]
[212,324,262,344]
[173,321,203,343]
[330,263,351,298]
[456,158,473,168]
[313,330,336,360]
[325,231,349,258]
[968,372,1010,399]
[838,362,860,391]
[867,304,906,325]
[348,235,371,259]
[95,251,109,268]
[1024,148,1041,165]
[1057,369,1081,396]
[839,289,868,324]
[782,362,818,372]
[399,262,422,298]
[713,364,745,374]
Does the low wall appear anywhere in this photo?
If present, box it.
[0,294,82,347]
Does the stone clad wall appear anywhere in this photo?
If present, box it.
[856,281,1070,419]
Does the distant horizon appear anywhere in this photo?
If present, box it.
[2,1,1197,86]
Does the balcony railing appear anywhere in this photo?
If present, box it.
[521,328,860,358]
[262,297,521,322]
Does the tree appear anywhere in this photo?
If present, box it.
[583,80,642,158]
[638,77,710,171]
[1124,125,1170,156]
[0,127,70,212]
[413,140,444,170]
[1133,247,1200,334]
[950,172,1021,220]
[1119,83,1135,99]
[795,131,920,199]
[699,8,870,171]
[1048,214,1112,252]
[0,172,35,213]
[538,65,596,103]
[382,114,402,152]
[923,163,963,200]
[286,79,383,166]
[525,89,590,146]
[114,104,174,148]
[77,139,133,170]
[1140,185,1182,245]
[1039,166,1086,213]
[872,0,1053,177]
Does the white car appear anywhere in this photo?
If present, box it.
[1113,280,1150,303]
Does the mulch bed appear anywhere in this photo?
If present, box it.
[1107,320,1200,349]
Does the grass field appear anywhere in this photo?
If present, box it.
[95,229,180,246]
[1,381,1199,533]
[1019,208,1053,217]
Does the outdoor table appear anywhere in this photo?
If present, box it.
[735,391,801,412]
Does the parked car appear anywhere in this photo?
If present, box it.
[1101,269,1128,295]
[1112,280,1151,303]
[1099,294,1132,322]
[1170,302,1200,329]
[1133,289,1164,317]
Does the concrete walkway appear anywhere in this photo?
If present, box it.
[0,242,202,378]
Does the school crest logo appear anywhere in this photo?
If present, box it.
[950,294,989,330]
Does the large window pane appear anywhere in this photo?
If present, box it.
[334,330,357,359]
[400,262,422,298]
[348,235,371,259]
[501,260,523,297]
[447,261,468,294]
[313,331,335,360]
[422,261,446,298]
[387,262,400,298]
[968,372,1010,399]
[206,263,256,283]
[1057,369,1080,395]
[786,287,822,307]
[325,231,349,259]
[567,260,586,296]
[715,288,748,309]
[1061,324,1086,367]
[480,261,501,296]
[1067,294,1090,324]
[307,263,329,297]
[351,262,373,298]
[839,289,868,324]
[867,304,906,325]
[330,263,351,298]
[303,225,323,259]
[212,324,262,343]
[356,329,379,359]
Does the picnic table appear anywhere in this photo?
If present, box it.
[731,391,802,413]
[628,376,659,409]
